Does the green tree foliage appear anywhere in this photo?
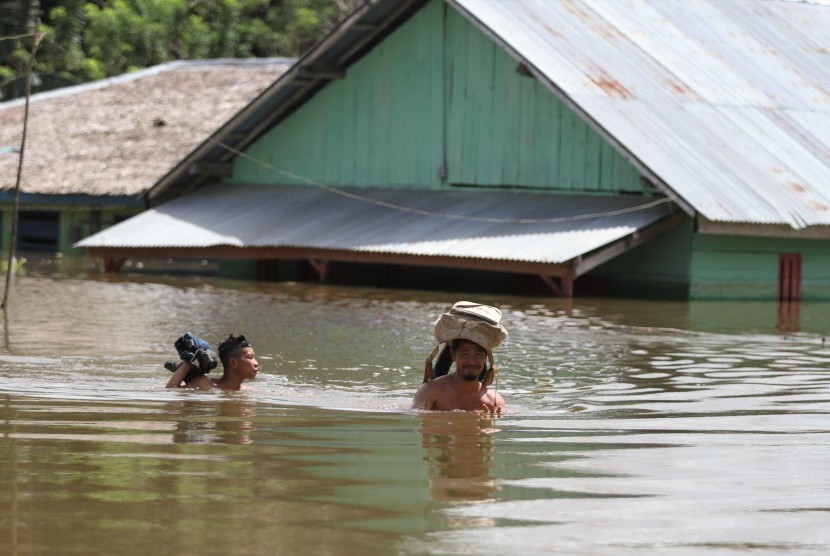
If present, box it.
[1,0,363,93]
[0,0,39,81]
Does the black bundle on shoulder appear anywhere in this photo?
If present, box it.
[164,332,218,382]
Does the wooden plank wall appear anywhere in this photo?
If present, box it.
[233,1,445,189]
[690,234,830,300]
[231,0,645,195]
[443,7,642,192]
[585,219,694,299]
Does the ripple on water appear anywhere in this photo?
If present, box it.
[3,276,830,555]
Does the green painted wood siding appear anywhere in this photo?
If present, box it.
[690,234,830,300]
[443,7,642,192]
[233,1,445,188]
[231,0,644,194]
[590,228,830,301]
[586,219,694,299]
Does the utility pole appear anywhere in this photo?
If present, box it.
[2,20,43,310]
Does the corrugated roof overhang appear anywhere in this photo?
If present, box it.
[78,184,684,282]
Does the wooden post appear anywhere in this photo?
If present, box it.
[561,275,574,298]
[539,274,575,298]
[539,275,563,296]
[2,21,43,310]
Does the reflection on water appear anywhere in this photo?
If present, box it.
[169,398,258,445]
[417,412,500,503]
[1,274,830,555]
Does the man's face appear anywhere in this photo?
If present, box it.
[451,340,487,381]
[232,346,259,380]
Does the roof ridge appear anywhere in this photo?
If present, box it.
[0,58,296,110]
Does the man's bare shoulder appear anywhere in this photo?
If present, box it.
[184,375,216,389]
[429,374,455,385]
[412,376,452,409]
[416,375,452,390]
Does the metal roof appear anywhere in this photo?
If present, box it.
[449,0,830,229]
[149,0,830,232]
[77,184,681,277]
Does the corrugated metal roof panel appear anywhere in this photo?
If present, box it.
[77,184,677,265]
[451,0,830,229]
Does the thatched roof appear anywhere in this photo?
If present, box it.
[0,59,292,197]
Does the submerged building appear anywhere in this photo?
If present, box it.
[0,58,292,261]
[78,0,830,299]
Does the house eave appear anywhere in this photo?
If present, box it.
[86,245,580,278]
[697,217,830,240]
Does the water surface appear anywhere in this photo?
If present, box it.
[1,274,829,555]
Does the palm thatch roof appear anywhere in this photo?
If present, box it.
[0,59,293,198]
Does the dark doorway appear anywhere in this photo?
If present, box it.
[778,253,802,301]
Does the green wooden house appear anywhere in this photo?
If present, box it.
[0,59,291,267]
[78,0,830,300]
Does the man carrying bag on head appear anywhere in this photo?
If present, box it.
[412,301,507,414]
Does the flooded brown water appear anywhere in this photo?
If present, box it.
[1,272,830,555]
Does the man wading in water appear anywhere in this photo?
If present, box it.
[165,333,259,391]
[412,302,507,414]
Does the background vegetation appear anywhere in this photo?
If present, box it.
[0,0,364,98]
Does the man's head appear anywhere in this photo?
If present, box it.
[217,334,259,382]
[450,339,488,381]
[218,334,253,368]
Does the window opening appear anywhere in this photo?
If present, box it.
[18,210,59,252]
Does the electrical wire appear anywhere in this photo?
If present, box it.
[214,139,677,225]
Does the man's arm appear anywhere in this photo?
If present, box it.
[494,391,506,409]
[479,390,505,415]
[165,362,212,389]
[166,362,192,388]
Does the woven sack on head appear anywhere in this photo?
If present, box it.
[423,301,508,385]
[433,301,507,350]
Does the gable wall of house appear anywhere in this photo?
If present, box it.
[232,0,446,189]
[442,5,643,192]
[231,0,645,194]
